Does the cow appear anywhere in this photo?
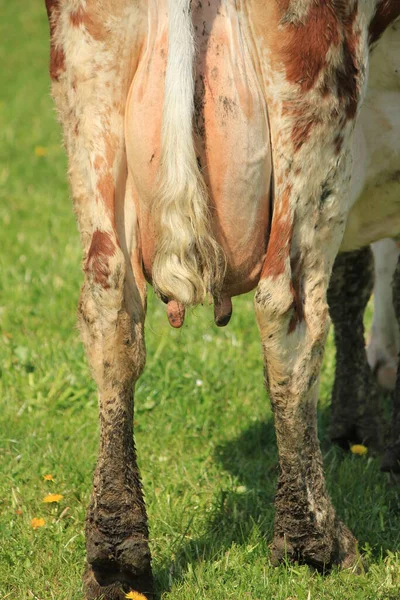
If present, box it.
[328,16,400,465]
[44,1,400,598]
[329,237,400,469]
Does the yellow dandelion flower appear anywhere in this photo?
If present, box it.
[350,444,368,456]
[43,493,63,503]
[125,592,147,600]
[34,146,48,157]
[31,517,45,529]
[43,474,54,481]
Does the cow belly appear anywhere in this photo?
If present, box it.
[125,1,271,296]
[341,93,400,251]
[341,23,400,252]
[342,176,400,251]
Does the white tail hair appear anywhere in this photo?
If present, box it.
[151,0,224,306]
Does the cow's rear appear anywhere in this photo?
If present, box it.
[125,0,272,308]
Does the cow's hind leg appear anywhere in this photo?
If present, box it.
[256,260,357,570]
[81,247,151,599]
[254,162,358,568]
[381,254,400,472]
[252,3,372,569]
[328,247,383,451]
[45,2,152,597]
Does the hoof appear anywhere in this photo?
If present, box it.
[84,563,154,600]
[85,518,153,599]
[270,520,359,572]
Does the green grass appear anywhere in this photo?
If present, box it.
[1,2,400,599]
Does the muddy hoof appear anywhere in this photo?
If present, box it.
[84,563,154,600]
[85,522,153,599]
[270,521,359,572]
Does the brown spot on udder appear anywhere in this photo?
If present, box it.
[85,230,116,288]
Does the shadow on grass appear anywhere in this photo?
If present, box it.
[153,401,400,597]
[152,418,276,596]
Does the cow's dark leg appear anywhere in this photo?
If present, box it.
[328,247,383,451]
[45,3,152,598]
[381,255,400,472]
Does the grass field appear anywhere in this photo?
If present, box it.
[1,2,400,599]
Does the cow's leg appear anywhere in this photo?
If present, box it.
[255,251,357,569]
[368,239,400,390]
[251,2,372,569]
[45,3,151,598]
[254,153,359,568]
[381,254,400,472]
[80,244,151,599]
[81,251,151,599]
[328,247,382,450]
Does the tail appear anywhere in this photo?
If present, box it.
[151,0,224,306]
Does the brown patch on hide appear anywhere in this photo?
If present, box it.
[97,171,116,218]
[93,148,117,222]
[273,2,361,122]
[261,186,293,279]
[70,3,107,41]
[44,0,57,17]
[277,4,340,92]
[277,0,292,11]
[45,0,65,81]
[369,1,400,45]
[334,134,343,155]
[287,107,320,152]
[70,6,85,27]
[288,253,305,333]
[105,134,118,168]
[334,5,360,121]
[85,230,116,288]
